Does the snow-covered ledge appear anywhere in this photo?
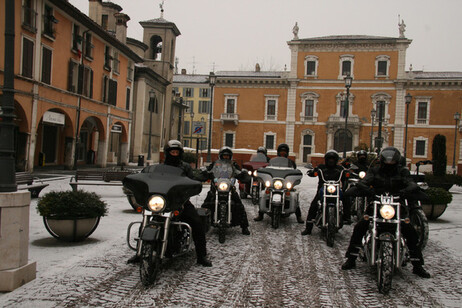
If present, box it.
[0,191,36,291]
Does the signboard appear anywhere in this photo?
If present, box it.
[43,111,65,125]
[111,124,122,133]
[192,121,206,135]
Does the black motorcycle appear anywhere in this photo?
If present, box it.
[359,194,413,294]
[347,165,368,220]
[123,164,203,285]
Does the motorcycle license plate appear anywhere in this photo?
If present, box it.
[272,194,282,202]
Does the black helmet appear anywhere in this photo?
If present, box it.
[257,146,267,156]
[164,139,184,157]
[277,143,289,157]
[219,146,233,160]
[379,147,401,166]
[324,150,339,166]
[357,150,368,163]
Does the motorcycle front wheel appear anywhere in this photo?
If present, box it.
[409,208,429,250]
[326,206,336,247]
[377,240,394,294]
[271,205,281,229]
[251,187,259,205]
[356,197,365,220]
[140,241,161,286]
[218,202,227,243]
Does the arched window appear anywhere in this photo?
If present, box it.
[334,129,352,153]
[150,35,163,60]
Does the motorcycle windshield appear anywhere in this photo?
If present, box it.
[211,160,235,179]
[250,153,268,162]
[123,164,202,210]
[259,157,302,179]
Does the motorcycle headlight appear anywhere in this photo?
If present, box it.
[265,181,271,188]
[359,171,366,179]
[327,185,336,194]
[380,204,396,220]
[218,182,229,191]
[148,195,166,212]
[253,170,258,177]
[274,180,283,190]
[248,170,252,175]
[286,182,293,190]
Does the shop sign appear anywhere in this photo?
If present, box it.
[43,111,65,125]
[111,124,122,133]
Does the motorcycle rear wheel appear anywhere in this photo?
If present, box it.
[271,206,281,229]
[377,240,394,294]
[410,208,429,250]
[140,241,161,286]
[326,207,336,247]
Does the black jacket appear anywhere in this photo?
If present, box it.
[356,165,418,196]
[308,164,347,191]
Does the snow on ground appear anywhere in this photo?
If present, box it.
[0,167,461,307]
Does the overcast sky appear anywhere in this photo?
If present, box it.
[70,0,462,75]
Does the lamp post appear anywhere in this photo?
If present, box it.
[370,109,376,152]
[206,72,216,163]
[190,109,195,148]
[452,112,460,173]
[147,89,155,161]
[343,74,353,158]
[376,101,384,153]
[404,93,412,159]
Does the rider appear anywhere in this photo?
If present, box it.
[257,146,270,162]
[161,140,212,266]
[201,146,251,235]
[254,143,304,223]
[301,150,348,235]
[354,150,369,172]
[341,147,431,278]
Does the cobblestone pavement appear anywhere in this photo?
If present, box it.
[0,175,461,307]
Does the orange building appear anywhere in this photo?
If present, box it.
[211,31,462,170]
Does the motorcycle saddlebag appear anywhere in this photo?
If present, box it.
[197,207,211,233]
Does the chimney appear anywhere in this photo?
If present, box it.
[181,69,187,75]
[115,13,130,44]
[255,63,261,72]
[88,0,103,25]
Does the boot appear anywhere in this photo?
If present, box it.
[253,212,264,221]
[127,254,140,264]
[413,265,431,278]
[241,226,250,235]
[341,257,356,270]
[296,215,304,224]
[197,256,212,267]
[301,221,313,236]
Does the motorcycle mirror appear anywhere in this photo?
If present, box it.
[305,163,313,169]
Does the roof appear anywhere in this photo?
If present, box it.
[291,35,411,45]
[173,74,209,84]
[139,17,181,36]
[216,71,284,78]
[410,71,462,79]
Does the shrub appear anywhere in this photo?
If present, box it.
[432,134,447,176]
[183,151,197,164]
[424,187,453,205]
[37,190,108,219]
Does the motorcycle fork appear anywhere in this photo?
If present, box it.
[214,193,231,225]
[395,204,402,270]
[370,201,378,266]
[136,213,150,257]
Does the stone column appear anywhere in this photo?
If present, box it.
[0,191,36,291]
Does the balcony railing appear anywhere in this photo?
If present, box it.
[220,113,239,125]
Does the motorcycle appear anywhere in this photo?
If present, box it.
[206,160,249,243]
[359,194,415,294]
[239,152,269,204]
[257,157,303,229]
[123,164,204,285]
[347,164,368,220]
[311,166,347,247]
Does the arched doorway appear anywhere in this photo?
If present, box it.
[334,129,352,153]
[77,117,104,165]
[108,122,128,165]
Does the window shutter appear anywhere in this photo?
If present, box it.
[68,60,74,91]
[41,48,52,84]
[77,64,84,94]
[89,69,94,98]
[108,79,117,106]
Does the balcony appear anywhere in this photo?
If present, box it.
[220,113,239,125]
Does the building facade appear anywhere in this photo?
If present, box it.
[210,33,462,168]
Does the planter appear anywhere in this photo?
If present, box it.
[421,203,448,220]
[43,216,101,241]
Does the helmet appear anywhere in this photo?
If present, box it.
[277,143,289,157]
[219,146,233,160]
[379,147,401,166]
[357,150,368,163]
[164,140,184,157]
[324,150,339,166]
[257,146,267,156]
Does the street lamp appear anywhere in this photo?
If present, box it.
[147,89,155,161]
[376,101,384,153]
[206,72,216,163]
[343,74,353,158]
[404,93,412,159]
[452,112,460,173]
[190,109,195,148]
[370,109,376,152]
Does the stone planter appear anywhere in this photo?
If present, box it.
[43,217,101,241]
[421,203,448,220]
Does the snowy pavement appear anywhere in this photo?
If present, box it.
[0,167,461,307]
